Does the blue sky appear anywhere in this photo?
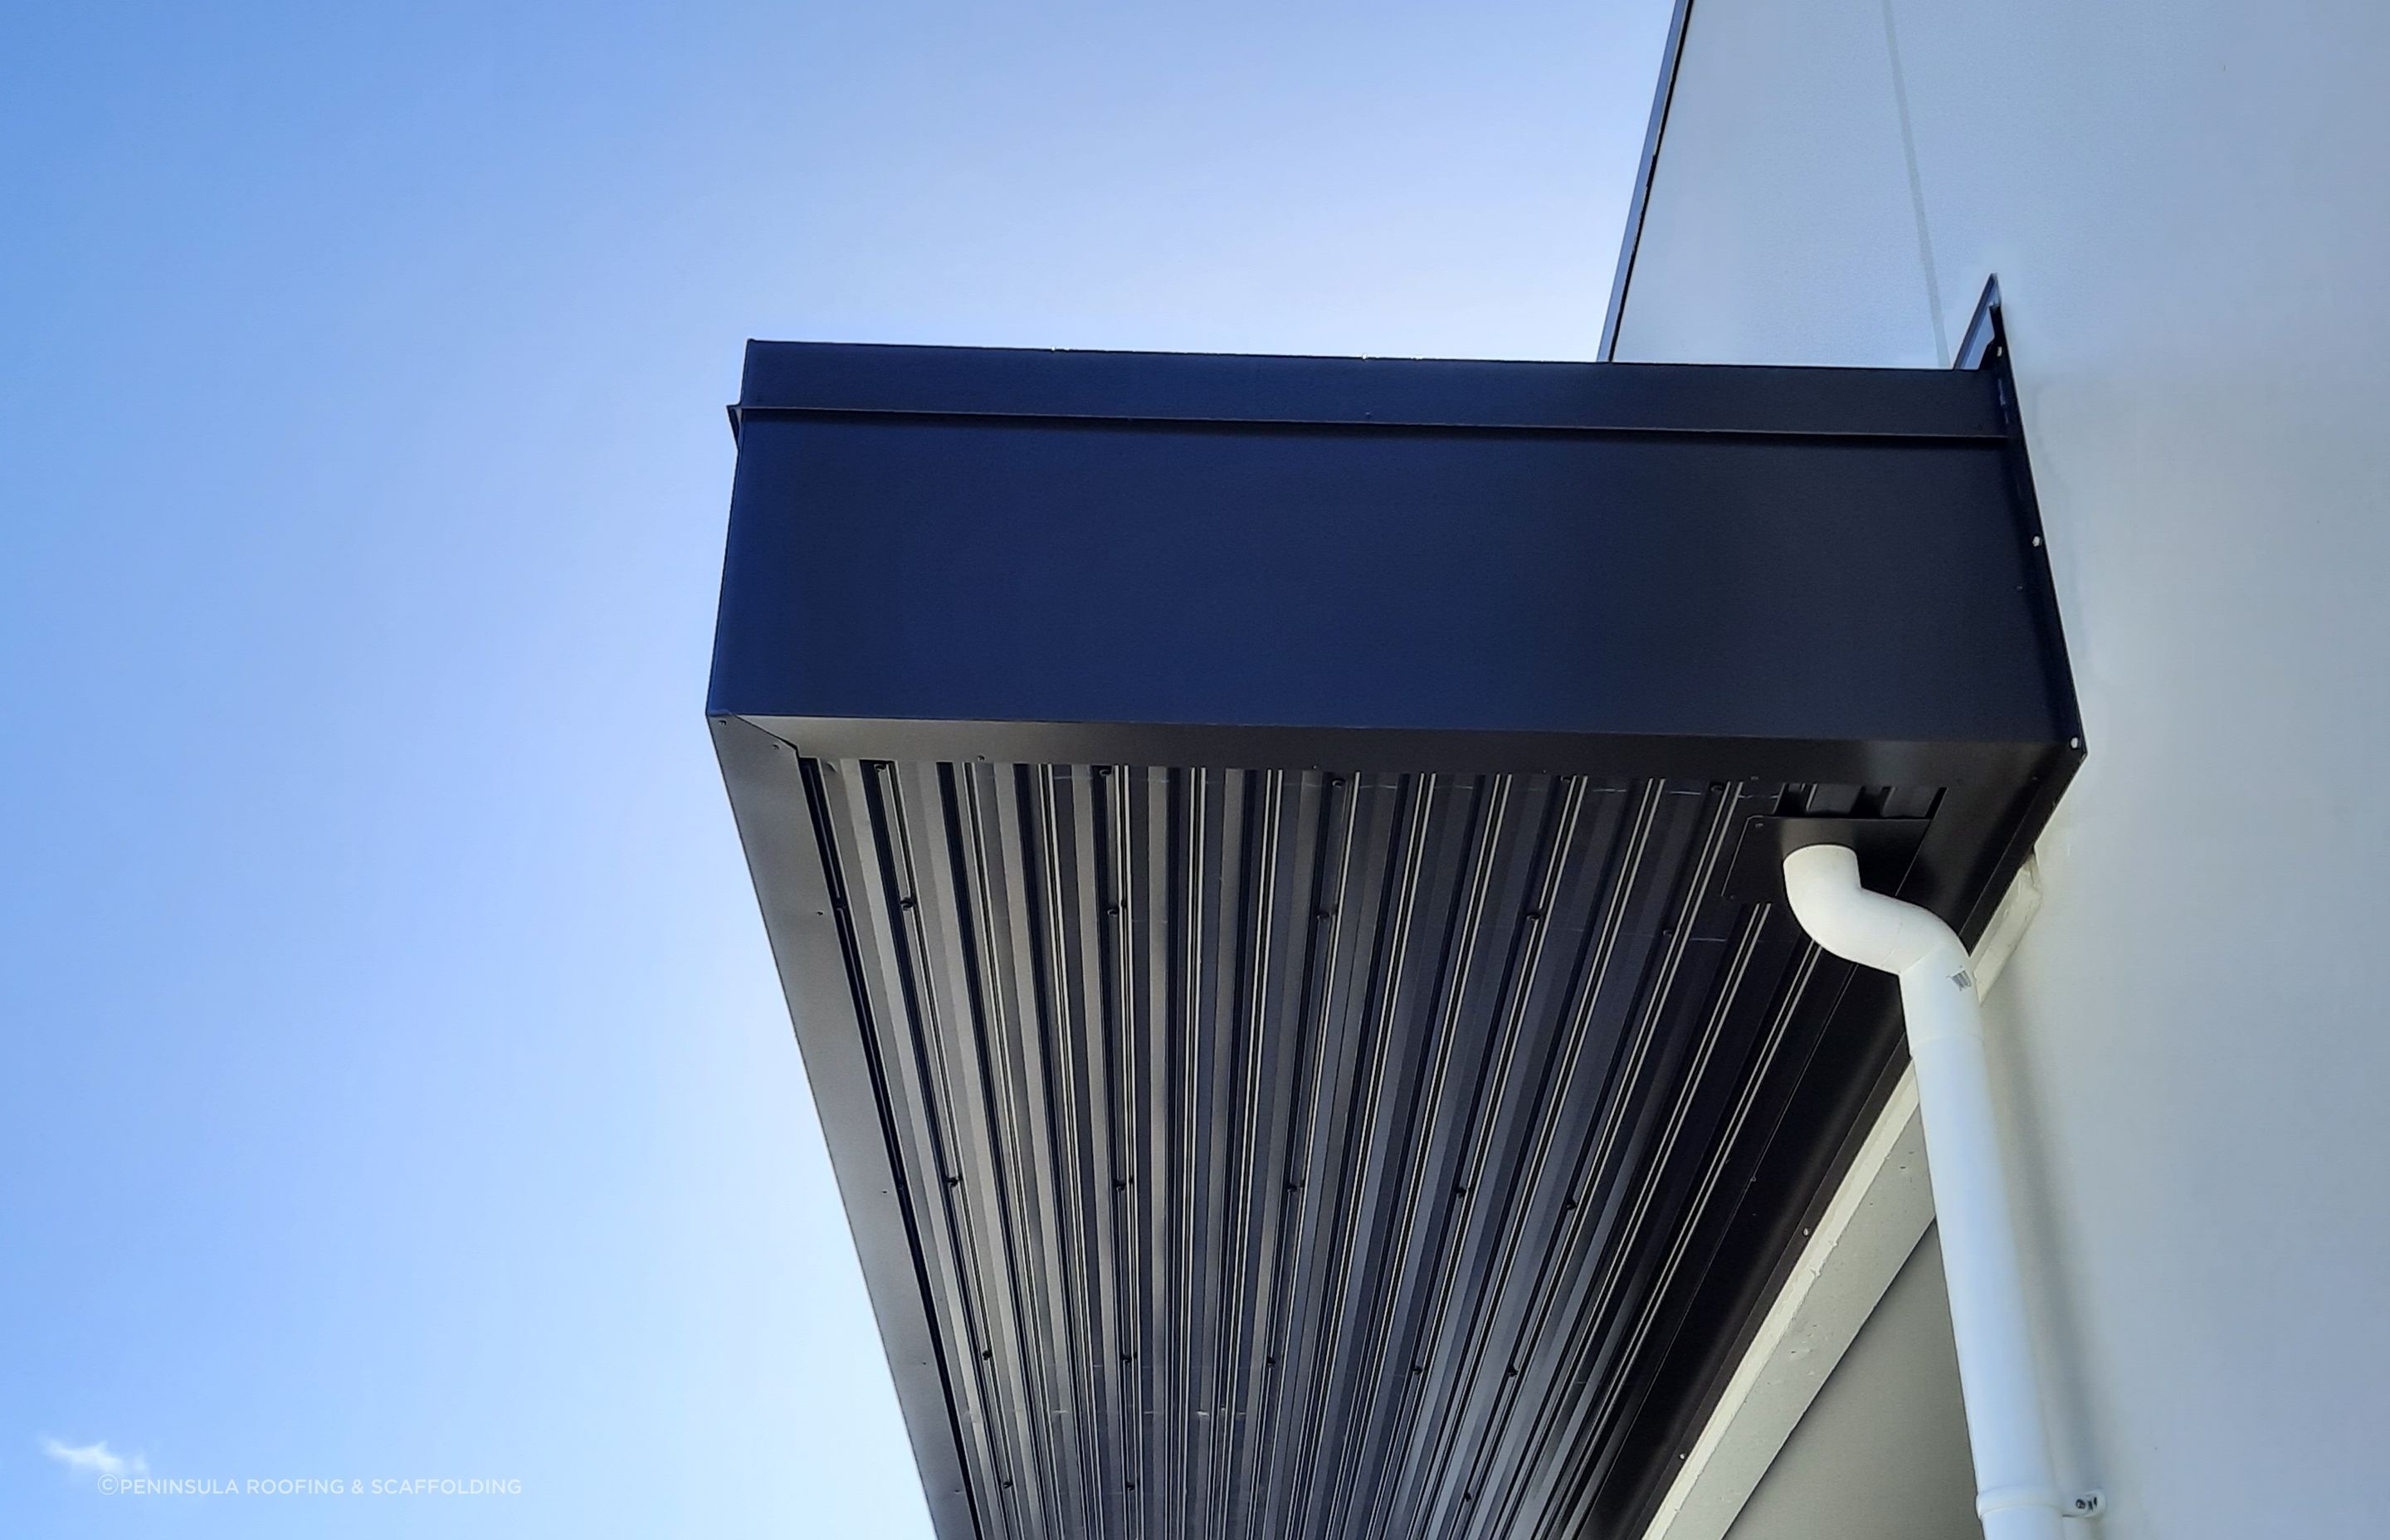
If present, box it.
[0,3,1666,1532]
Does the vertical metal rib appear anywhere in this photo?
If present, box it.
[1171,768,1216,1540]
[1092,764,1143,1540]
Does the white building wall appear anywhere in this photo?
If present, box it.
[1615,4,2390,1537]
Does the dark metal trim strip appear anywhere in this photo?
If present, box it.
[734,339,2004,441]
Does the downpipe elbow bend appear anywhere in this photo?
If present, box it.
[1781,843,1966,978]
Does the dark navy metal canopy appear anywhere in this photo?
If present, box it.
[708,339,2077,1540]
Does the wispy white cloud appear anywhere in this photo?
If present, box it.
[40,1437,146,1479]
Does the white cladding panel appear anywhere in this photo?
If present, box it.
[1611,0,1938,366]
[1617,3,2390,1537]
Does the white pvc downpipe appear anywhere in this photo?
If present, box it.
[1782,845,2062,1540]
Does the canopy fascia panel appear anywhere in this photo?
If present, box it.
[707,341,2079,1540]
